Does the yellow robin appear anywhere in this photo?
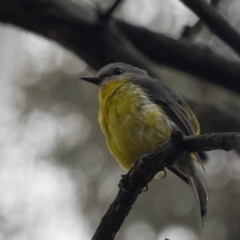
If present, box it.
[81,62,208,222]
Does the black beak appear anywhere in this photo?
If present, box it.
[81,77,101,85]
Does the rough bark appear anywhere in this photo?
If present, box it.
[92,132,240,240]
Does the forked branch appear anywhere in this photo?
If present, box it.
[180,0,240,55]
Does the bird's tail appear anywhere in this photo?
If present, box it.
[188,167,208,224]
[168,153,208,224]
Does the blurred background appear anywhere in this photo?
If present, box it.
[0,0,240,239]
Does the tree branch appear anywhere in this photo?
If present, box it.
[1,0,240,94]
[1,1,240,238]
[179,0,240,55]
[1,1,240,132]
[0,0,158,77]
[92,132,240,240]
[180,0,221,39]
[99,0,123,20]
[117,21,240,94]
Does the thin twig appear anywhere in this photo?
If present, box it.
[182,0,222,39]
[179,0,240,55]
[180,0,221,39]
[99,0,123,20]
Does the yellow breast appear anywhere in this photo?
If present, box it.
[98,79,175,171]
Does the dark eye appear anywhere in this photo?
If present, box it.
[113,68,124,75]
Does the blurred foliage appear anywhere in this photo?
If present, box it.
[0,0,240,240]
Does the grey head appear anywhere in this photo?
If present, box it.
[81,62,148,85]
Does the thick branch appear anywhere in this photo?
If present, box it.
[180,0,240,55]
[0,0,157,77]
[92,132,240,240]
[1,0,240,94]
[117,21,240,94]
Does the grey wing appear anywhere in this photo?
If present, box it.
[132,76,196,136]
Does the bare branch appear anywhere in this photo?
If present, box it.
[180,20,203,40]
[0,0,158,77]
[179,0,240,55]
[1,1,240,238]
[1,0,240,130]
[92,132,240,240]
[117,21,240,94]
[100,0,124,20]
[1,0,240,94]
[180,0,221,39]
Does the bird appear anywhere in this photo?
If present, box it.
[81,62,208,223]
